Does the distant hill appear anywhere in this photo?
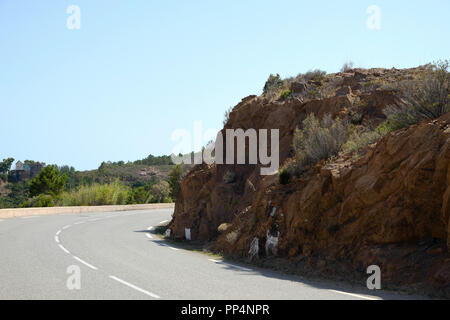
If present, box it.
[75,163,175,188]
[61,154,180,189]
[0,154,190,208]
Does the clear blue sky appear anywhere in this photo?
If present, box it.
[1,0,449,170]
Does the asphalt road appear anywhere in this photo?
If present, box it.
[0,208,427,300]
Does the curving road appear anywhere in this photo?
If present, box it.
[0,208,426,300]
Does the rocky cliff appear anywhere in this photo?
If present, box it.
[168,66,450,297]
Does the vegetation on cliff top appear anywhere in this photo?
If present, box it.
[279,60,449,181]
[381,60,450,132]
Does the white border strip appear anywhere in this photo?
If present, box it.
[109,275,160,299]
[328,289,380,300]
[58,244,70,255]
[146,226,153,239]
[73,256,99,270]
[208,259,253,272]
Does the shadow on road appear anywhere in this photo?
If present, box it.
[133,229,426,300]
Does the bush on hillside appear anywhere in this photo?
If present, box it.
[148,181,171,203]
[380,60,450,131]
[278,168,291,185]
[20,194,55,208]
[280,89,292,100]
[342,128,381,154]
[168,164,184,200]
[57,180,130,206]
[263,74,295,101]
[263,74,284,94]
[293,114,347,172]
[301,69,327,82]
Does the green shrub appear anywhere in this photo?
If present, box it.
[148,181,171,203]
[407,60,450,120]
[0,181,28,208]
[131,186,149,204]
[263,74,294,101]
[57,180,130,206]
[302,69,327,82]
[20,194,55,208]
[133,154,174,166]
[375,112,408,135]
[342,128,381,154]
[381,60,449,130]
[307,87,319,99]
[293,114,347,171]
[168,164,183,199]
[163,197,173,203]
[280,89,292,100]
[278,168,291,185]
[263,74,284,94]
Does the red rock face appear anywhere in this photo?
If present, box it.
[170,67,450,297]
[217,115,450,296]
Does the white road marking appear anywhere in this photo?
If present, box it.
[159,220,169,224]
[58,244,70,255]
[20,216,39,219]
[72,256,98,270]
[109,275,160,299]
[208,259,253,272]
[56,225,99,271]
[146,226,154,239]
[52,211,172,297]
[328,290,380,300]
[158,242,179,251]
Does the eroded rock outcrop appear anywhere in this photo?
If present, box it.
[215,114,450,297]
[169,66,450,297]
